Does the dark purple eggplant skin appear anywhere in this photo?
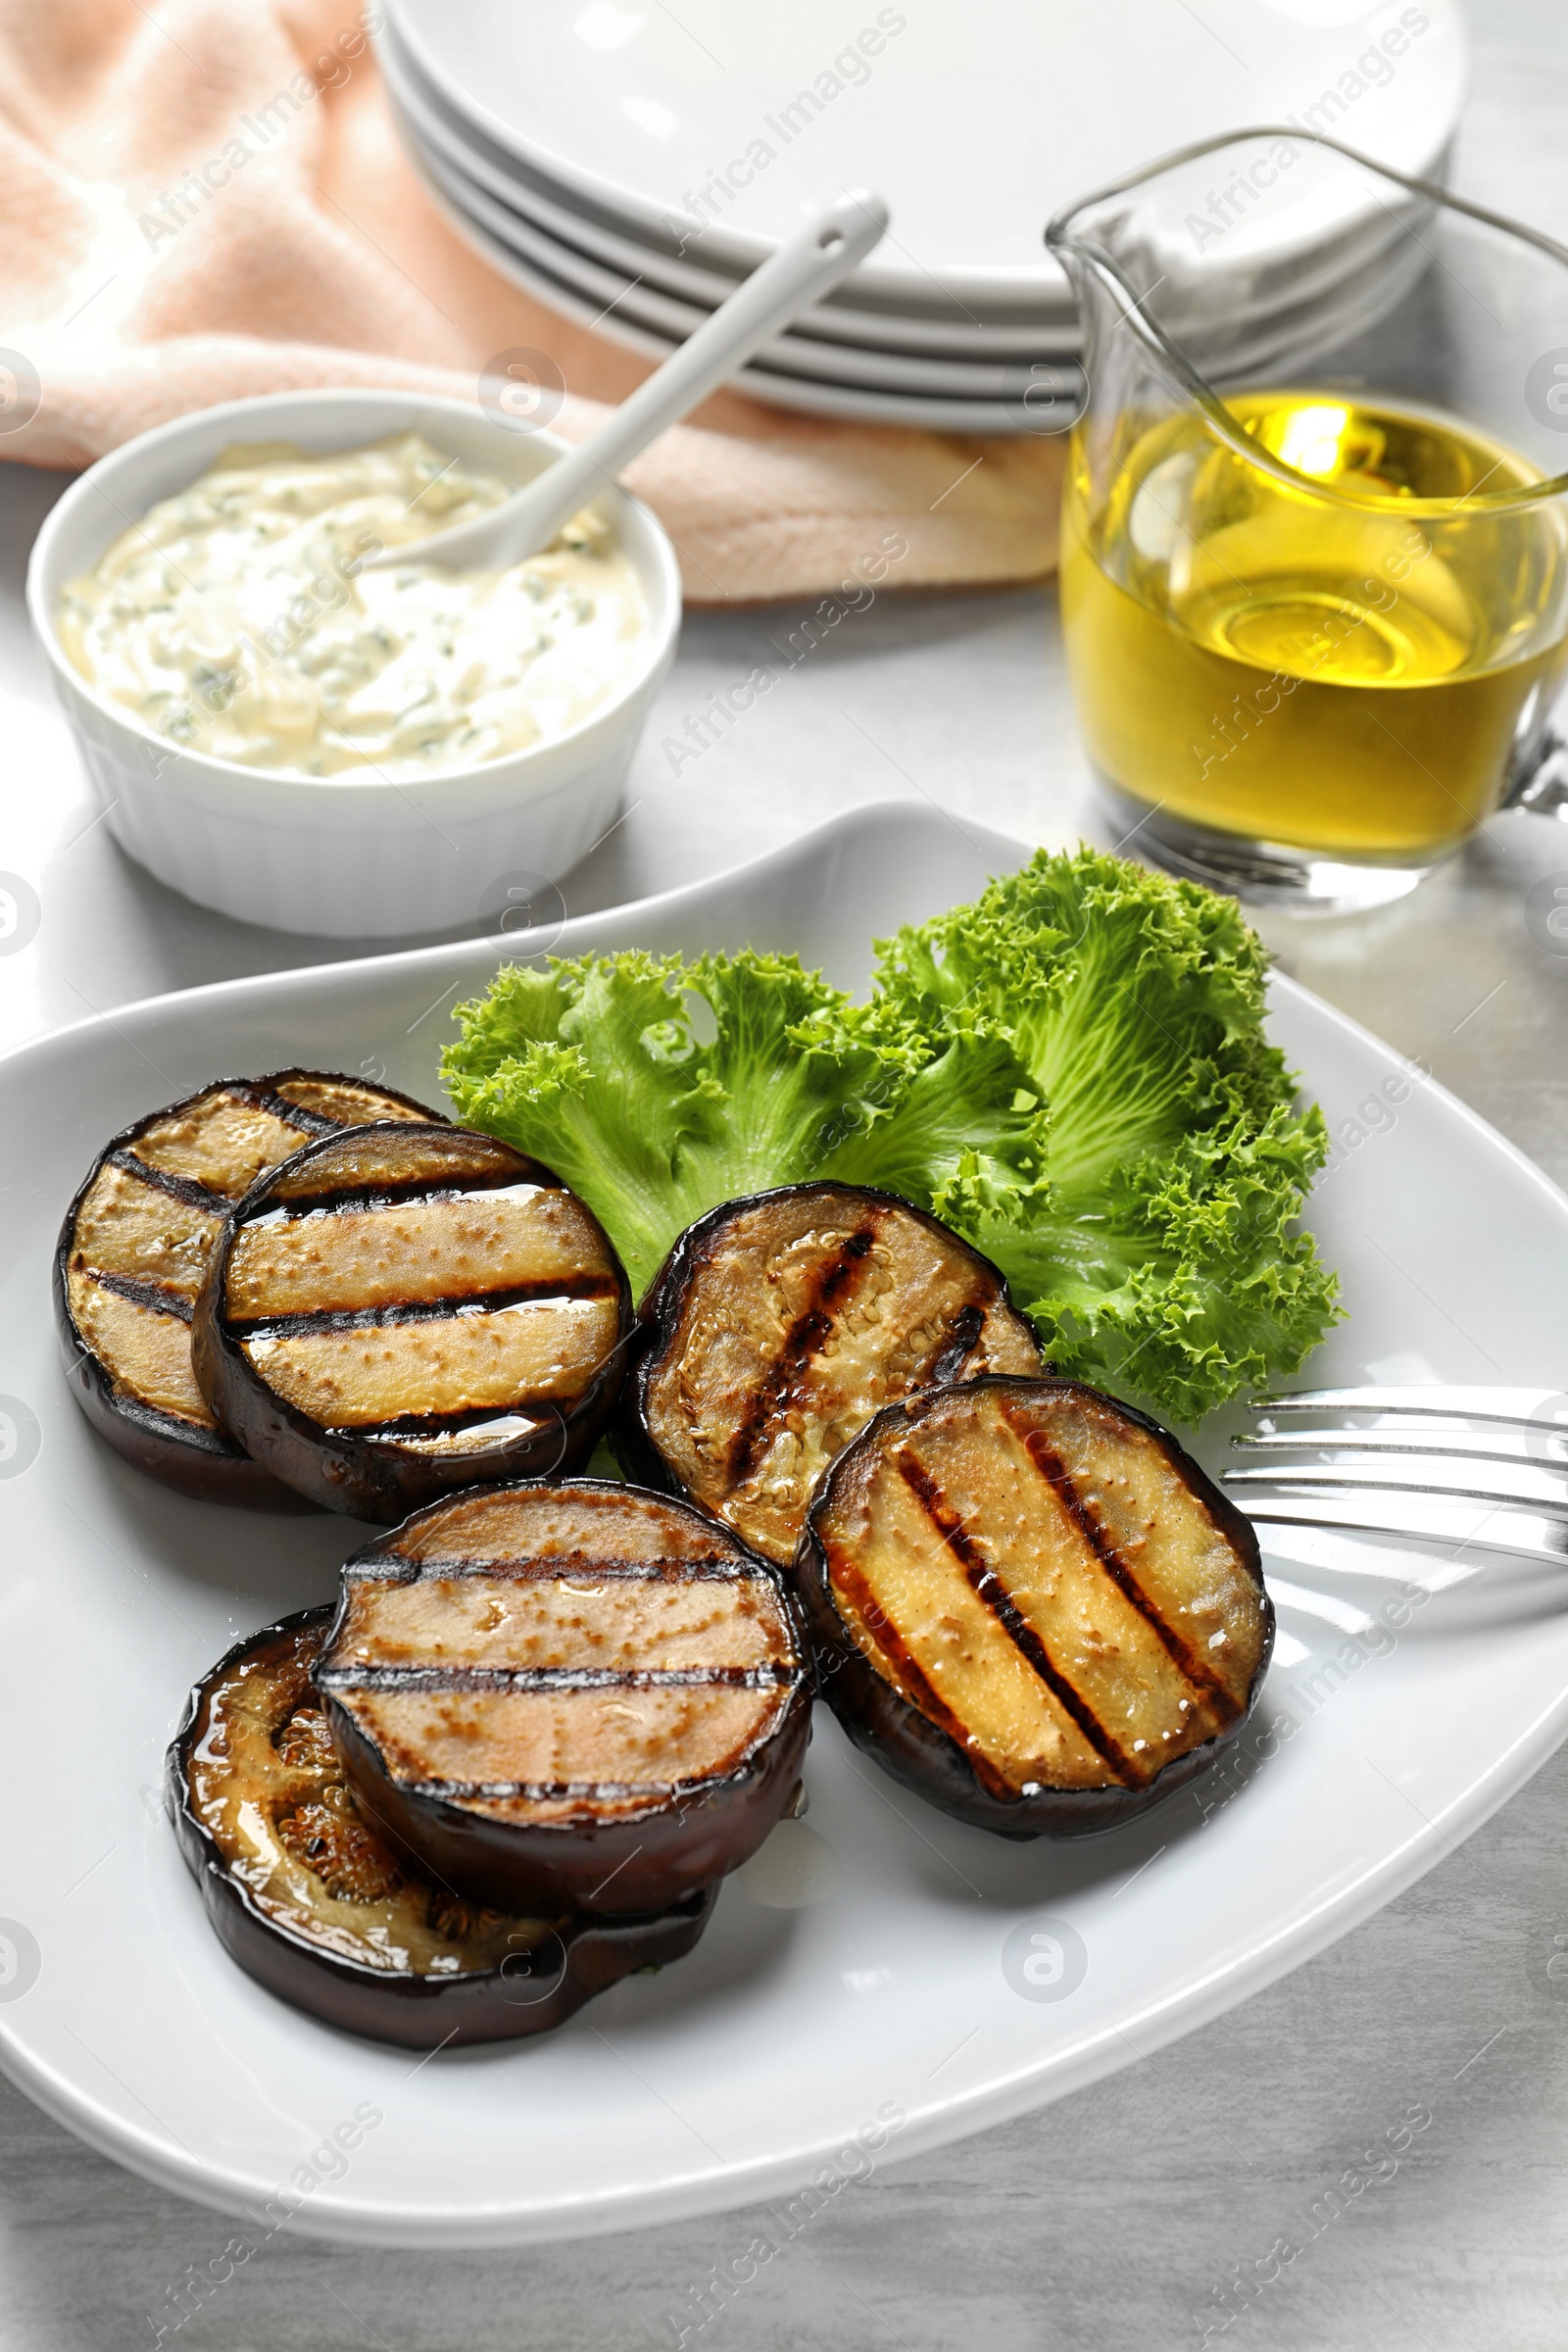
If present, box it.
[796,1376,1275,1842]
[167,1605,716,2049]
[53,1333,314,1510]
[191,1127,634,1525]
[52,1070,440,1512]
[610,1179,1045,1502]
[318,1479,814,1918]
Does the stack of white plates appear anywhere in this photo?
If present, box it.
[379,0,1465,435]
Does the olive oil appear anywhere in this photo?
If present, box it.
[1060,393,1568,858]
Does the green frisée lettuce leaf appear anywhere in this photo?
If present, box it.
[870,847,1339,1422]
[441,848,1339,1423]
[441,950,1047,1300]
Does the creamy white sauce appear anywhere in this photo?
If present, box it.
[58,433,650,778]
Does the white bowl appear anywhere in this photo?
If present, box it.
[26,390,682,938]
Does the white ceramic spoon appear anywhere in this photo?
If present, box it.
[369,189,891,572]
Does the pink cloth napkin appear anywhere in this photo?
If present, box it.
[0,0,1064,602]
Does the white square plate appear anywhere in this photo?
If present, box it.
[1,804,1564,2247]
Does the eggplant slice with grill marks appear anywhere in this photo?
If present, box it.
[619,1183,1045,1569]
[193,1125,632,1521]
[56,1070,441,1507]
[314,1480,811,1916]
[799,1377,1273,1838]
[168,1606,714,2047]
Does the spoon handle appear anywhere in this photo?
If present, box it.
[527,188,890,521]
[410,190,890,569]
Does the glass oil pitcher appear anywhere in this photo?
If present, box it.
[1048,128,1568,908]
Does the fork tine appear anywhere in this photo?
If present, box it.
[1233,1388,1568,1566]
[1233,1427,1568,1466]
[1225,1459,1568,1518]
[1250,1385,1568,1430]
[1234,1491,1568,1564]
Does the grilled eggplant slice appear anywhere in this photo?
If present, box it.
[315,1480,811,1915]
[56,1070,440,1507]
[620,1183,1044,1568]
[193,1126,632,1521]
[169,1606,714,2046]
[799,1377,1273,1838]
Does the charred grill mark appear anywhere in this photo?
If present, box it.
[725,1222,880,1486]
[896,1449,1139,1786]
[93,1090,424,1230]
[318,1664,795,1693]
[821,1536,1019,1801]
[921,1300,988,1387]
[347,1552,775,1585]
[110,1396,237,1446]
[1004,1411,1241,1727]
[106,1150,229,1213]
[229,1082,344,1136]
[227,1274,619,1342]
[254,1170,556,1222]
[79,1266,195,1323]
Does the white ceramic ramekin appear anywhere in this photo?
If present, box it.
[27,390,682,938]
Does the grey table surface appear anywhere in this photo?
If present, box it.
[5,7,1568,2346]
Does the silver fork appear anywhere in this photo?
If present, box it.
[1224,1386,1568,1564]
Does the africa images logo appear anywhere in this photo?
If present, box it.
[1001,1914,1089,2003]
[0,1920,41,2003]
[1525,348,1568,434]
